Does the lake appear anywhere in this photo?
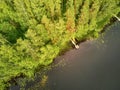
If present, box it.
[47,21,120,90]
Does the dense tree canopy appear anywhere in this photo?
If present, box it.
[0,0,120,89]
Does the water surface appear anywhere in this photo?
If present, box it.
[47,21,120,90]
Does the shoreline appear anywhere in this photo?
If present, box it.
[9,19,119,90]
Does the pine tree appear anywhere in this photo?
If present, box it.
[0,0,120,89]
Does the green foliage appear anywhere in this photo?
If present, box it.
[0,0,120,89]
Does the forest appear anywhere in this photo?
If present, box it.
[0,0,120,89]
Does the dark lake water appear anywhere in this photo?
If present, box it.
[47,21,120,90]
[10,21,120,90]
